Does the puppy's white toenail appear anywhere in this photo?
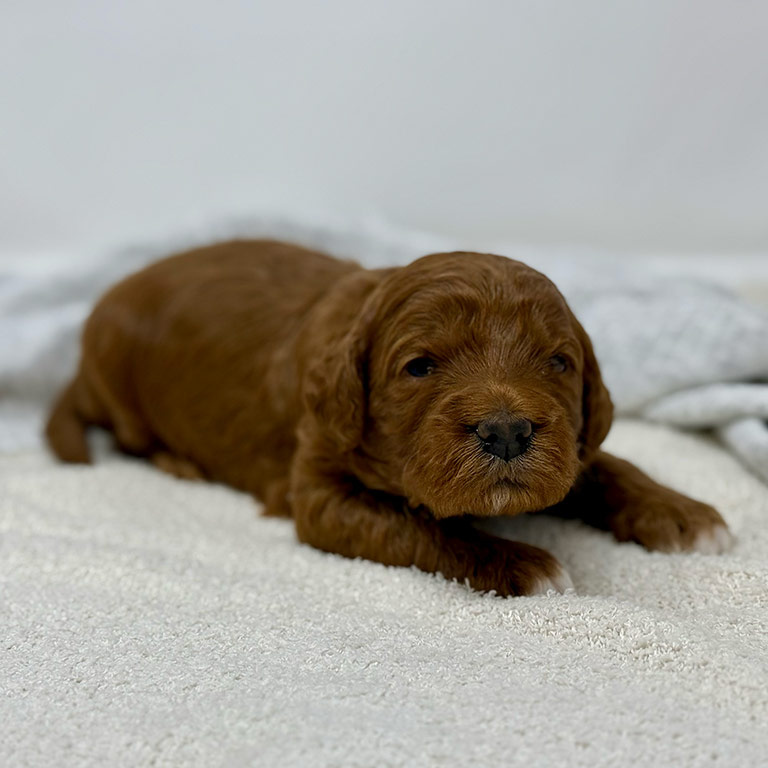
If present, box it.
[691,525,734,554]
[528,565,574,595]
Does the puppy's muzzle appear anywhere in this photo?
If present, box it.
[475,414,533,461]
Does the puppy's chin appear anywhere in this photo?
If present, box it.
[401,433,579,519]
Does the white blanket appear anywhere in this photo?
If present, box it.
[1,218,767,766]
[2,422,767,766]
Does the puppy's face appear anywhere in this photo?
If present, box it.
[306,252,612,518]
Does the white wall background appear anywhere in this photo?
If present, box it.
[2,0,768,257]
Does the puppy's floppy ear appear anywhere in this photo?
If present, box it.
[302,270,386,455]
[574,316,613,464]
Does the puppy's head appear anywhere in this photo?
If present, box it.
[304,252,612,518]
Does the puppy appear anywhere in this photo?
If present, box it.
[46,240,731,595]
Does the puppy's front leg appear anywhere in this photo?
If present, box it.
[558,451,732,554]
[291,470,571,596]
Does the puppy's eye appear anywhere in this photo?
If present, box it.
[549,355,569,373]
[405,357,436,377]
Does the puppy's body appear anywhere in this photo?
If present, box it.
[47,240,731,595]
[49,242,364,503]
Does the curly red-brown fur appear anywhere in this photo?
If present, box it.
[46,240,730,595]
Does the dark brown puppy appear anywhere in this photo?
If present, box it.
[46,240,731,595]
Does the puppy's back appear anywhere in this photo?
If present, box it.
[46,239,359,494]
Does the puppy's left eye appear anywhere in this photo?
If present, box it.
[548,355,569,373]
[405,357,436,377]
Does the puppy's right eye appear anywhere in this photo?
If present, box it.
[548,354,569,373]
[404,357,436,377]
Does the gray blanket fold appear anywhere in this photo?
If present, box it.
[556,275,768,484]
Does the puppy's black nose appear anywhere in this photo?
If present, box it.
[475,415,533,460]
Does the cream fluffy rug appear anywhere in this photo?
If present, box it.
[1,418,767,767]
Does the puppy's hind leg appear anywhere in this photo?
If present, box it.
[80,362,156,460]
[45,377,93,463]
[46,371,111,463]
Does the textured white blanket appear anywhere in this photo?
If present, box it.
[2,420,767,766]
[2,218,768,766]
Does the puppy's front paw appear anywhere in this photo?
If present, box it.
[463,539,573,596]
[611,493,732,554]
